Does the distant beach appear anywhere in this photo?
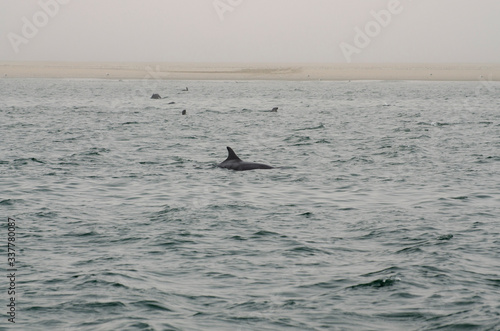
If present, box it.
[1,62,499,81]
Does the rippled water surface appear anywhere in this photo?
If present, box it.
[1,78,500,330]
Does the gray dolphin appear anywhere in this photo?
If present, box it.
[218,147,273,171]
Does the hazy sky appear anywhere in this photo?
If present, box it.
[1,0,499,63]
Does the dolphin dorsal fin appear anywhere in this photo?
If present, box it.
[226,146,241,161]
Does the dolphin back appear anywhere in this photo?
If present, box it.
[218,147,273,171]
[237,162,273,170]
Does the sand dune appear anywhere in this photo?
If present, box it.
[1,62,498,81]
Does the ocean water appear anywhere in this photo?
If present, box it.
[1,78,499,331]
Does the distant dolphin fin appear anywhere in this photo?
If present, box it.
[226,146,241,161]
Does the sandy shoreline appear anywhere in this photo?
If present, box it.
[1,62,499,81]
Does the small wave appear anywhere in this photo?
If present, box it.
[13,157,45,165]
[0,199,23,205]
[150,206,186,222]
[350,276,401,289]
[346,156,375,164]
[294,123,325,131]
[204,109,223,114]
[474,194,493,199]
[76,279,129,289]
[252,230,280,237]
[205,272,237,279]
[361,266,402,277]
[70,147,110,158]
[396,246,424,254]
[302,279,349,289]
[132,300,173,312]
[437,234,454,241]
[33,210,58,219]
[450,196,468,200]
[63,230,100,238]
[108,236,143,244]
[153,239,196,247]
[431,121,452,127]
[286,245,324,255]
[138,161,159,165]
[229,235,247,241]
[81,301,127,310]
[284,135,312,146]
